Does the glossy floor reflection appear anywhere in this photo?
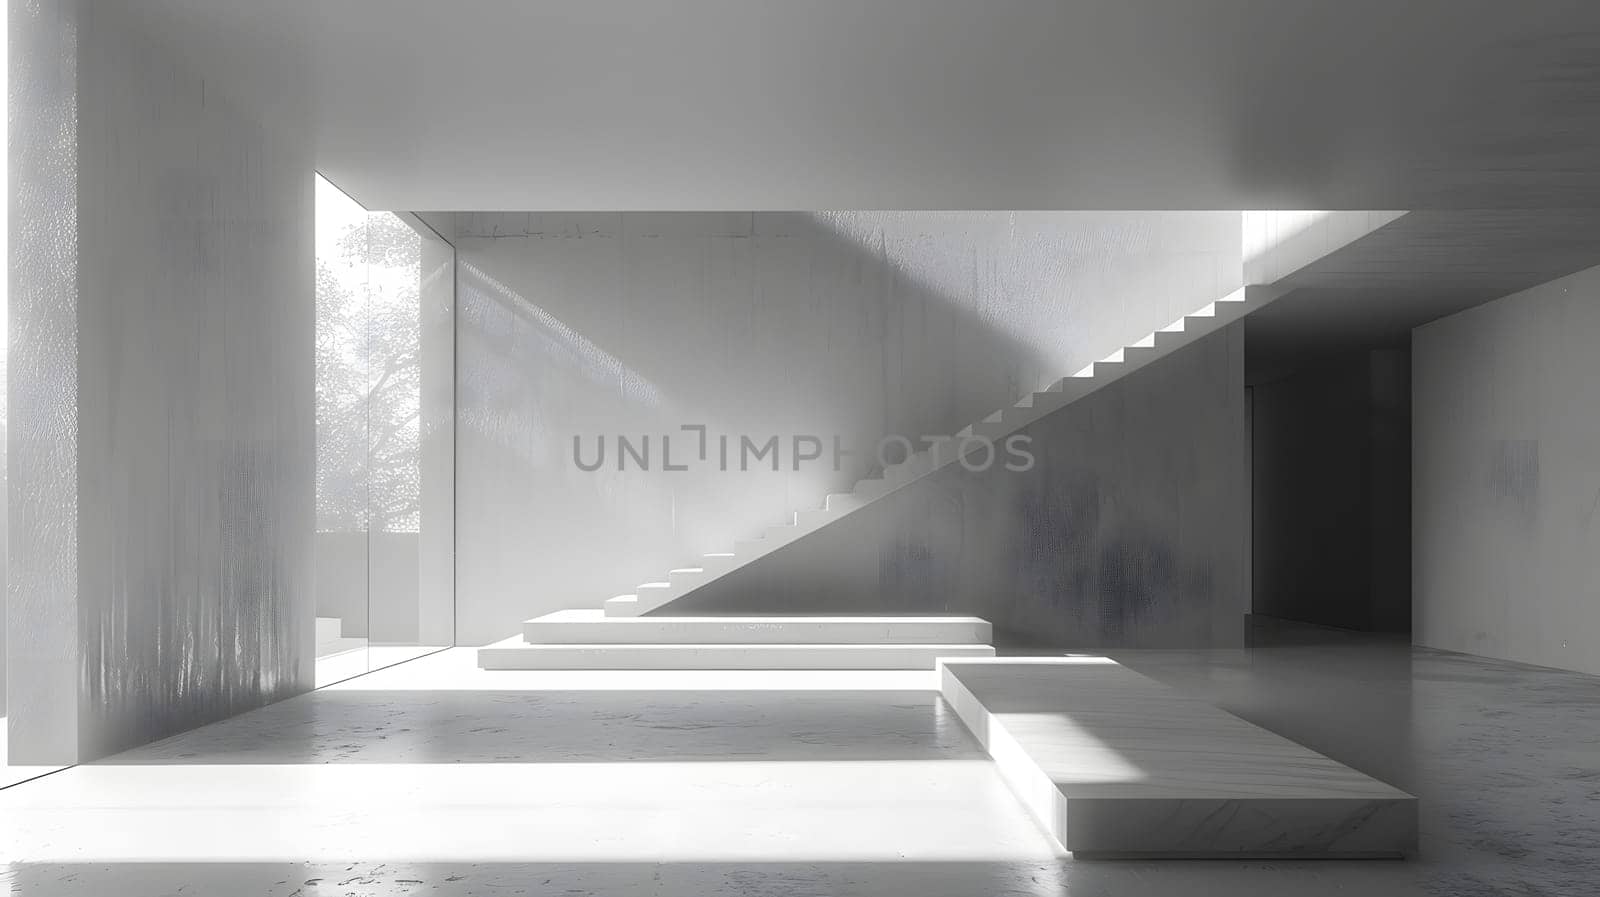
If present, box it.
[2,621,1598,896]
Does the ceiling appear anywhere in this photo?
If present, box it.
[137,0,1600,211]
[1246,210,1600,383]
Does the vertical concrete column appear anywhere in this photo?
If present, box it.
[7,0,316,763]
[8,0,84,764]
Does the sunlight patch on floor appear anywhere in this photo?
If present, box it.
[329,647,941,692]
[0,759,1061,864]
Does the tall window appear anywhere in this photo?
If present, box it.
[314,175,453,686]
[315,178,422,533]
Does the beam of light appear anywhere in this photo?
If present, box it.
[1242,210,1406,284]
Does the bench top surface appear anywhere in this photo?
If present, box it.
[941,658,1413,801]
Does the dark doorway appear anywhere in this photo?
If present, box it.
[1250,344,1412,634]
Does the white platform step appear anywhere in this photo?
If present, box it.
[316,616,343,643]
[524,609,993,645]
[478,637,995,670]
[938,657,1416,858]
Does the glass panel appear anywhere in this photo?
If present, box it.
[363,211,453,666]
[416,220,457,650]
[314,176,373,686]
[314,175,453,686]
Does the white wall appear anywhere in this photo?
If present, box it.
[455,211,1240,643]
[1414,262,1600,675]
[8,0,314,762]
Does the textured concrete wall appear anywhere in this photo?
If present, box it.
[1252,349,1411,633]
[454,212,1241,643]
[8,0,315,762]
[669,323,1249,650]
[1414,263,1600,674]
[7,0,81,752]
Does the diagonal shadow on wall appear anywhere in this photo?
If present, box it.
[452,212,1240,642]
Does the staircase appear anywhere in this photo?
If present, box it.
[479,284,1280,671]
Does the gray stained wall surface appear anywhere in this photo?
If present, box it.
[452,211,1241,644]
[1414,261,1600,676]
[666,323,1249,650]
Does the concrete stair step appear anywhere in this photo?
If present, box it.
[316,616,343,643]
[825,493,866,513]
[937,656,1415,858]
[603,593,641,615]
[477,638,996,670]
[522,609,994,645]
[793,507,836,528]
[668,567,707,589]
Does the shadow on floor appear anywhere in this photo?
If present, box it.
[1109,616,1420,790]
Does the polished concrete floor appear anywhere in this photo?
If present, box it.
[2,620,1597,896]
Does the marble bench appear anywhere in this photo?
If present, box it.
[938,657,1417,859]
